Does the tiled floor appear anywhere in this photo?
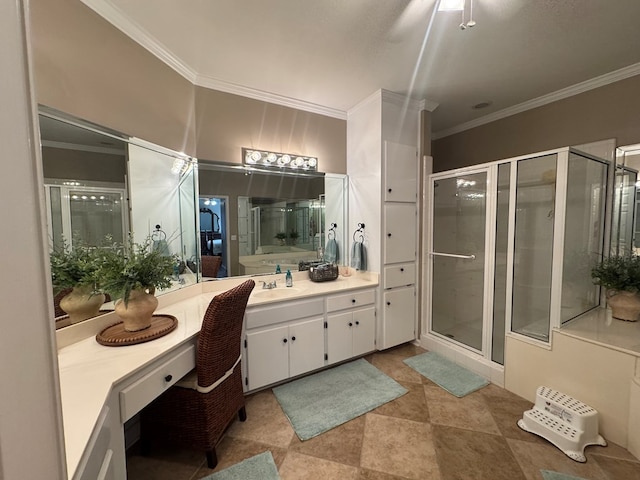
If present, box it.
[127,344,640,480]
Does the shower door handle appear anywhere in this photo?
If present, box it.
[429,251,476,260]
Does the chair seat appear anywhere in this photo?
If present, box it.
[175,355,242,393]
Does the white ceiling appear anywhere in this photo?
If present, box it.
[82,0,640,138]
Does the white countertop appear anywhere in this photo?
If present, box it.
[556,307,640,357]
[57,271,378,477]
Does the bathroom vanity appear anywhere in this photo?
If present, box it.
[57,272,378,479]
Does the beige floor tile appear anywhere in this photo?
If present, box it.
[587,440,640,462]
[590,454,640,480]
[358,469,413,480]
[225,389,295,448]
[279,451,360,480]
[361,413,440,480]
[424,385,501,435]
[378,343,427,359]
[289,415,366,467]
[433,424,527,480]
[126,444,204,480]
[368,352,424,384]
[507,438,608,480]
[373,380,430,423]
[192,436,287,478]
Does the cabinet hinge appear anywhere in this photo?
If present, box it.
[245,377,248,386]
[244,338,247,348]
[324,353,328,361]
[324,321,328,328]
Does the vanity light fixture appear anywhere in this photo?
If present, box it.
[170,154,195,176]
[242,148,318,172]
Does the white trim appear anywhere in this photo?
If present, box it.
[550,151,569,331]
[196,75,347,120]
[433,62,640,140]
[79,0,197,82]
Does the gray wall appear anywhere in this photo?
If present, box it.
[432,74,640,172]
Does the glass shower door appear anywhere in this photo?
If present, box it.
[429,171,488,352]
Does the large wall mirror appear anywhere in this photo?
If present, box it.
[614,144,640,255]
[198,163,348,278]
[40,107,199,329]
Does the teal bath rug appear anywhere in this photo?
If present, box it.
[273,358,407,440]
[540,470,587,480]
[403,351,489,397]
[202,451,280,480]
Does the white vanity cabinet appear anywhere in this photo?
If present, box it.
[382,285,416,348]
[73,404,118,480]
[244,297,326,391]
[326,289,376,365]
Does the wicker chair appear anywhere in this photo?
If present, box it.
[201,255,222,278]
[141,279,255,468]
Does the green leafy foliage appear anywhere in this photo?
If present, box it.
[98,236,178,306]
[49,238,101,293]
[591,254,640,292]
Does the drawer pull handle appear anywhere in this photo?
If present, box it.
[388,188,392,193]
[387,233,392,237]
[400,267,404,272]
[355,321,360,325]
[348,322,353,327]
[283,338,288,343]
[164,374,173,382]
[291,336,296,341]
[387,301,391,306]
[351,299,356,303]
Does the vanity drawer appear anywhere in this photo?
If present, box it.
[119,344,195,423]
[384,263,416,289]
[246,297,324,329]
[326,289,375,313]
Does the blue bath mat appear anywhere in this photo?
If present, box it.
[403,351,489,397]
[202,451,280,480]
[540,470,587,480]
[273,358,407,440]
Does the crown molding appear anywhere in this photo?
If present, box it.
[195,75,347,120]
[433,62,640,140]
[80,0,197,82]
[41,140,124,156]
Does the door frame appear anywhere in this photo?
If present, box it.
[425,165,498,360]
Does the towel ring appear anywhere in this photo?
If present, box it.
[152,224,167,241]
[353,223,365,242]
[328,222,337,240]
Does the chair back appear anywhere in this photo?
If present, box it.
[201,255,222,278]
[196,279,255,387]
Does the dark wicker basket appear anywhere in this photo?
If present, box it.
[308,263,339,282]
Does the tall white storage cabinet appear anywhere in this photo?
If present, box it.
[347,89,431,350]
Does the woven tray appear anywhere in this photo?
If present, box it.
[96,314,178,346]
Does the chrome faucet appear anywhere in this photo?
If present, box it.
[262,280,277,289]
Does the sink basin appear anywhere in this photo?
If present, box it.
[252,287,304,299]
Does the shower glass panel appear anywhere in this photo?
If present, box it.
[492,163,510,364]
[68,189,125,246]
[611,166,637,255]
[431,172,487,351]
[561,153,608,323]
[511,154,557,342]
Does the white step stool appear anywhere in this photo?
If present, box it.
[517,386,607,462]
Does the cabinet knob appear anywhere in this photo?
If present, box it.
[283,338,288,343]
[388,188,392,193]
[291,336,296,341]
[386,301,391,306]
[355,321,360,325]
[387,233,392,237]
[164,374,173,382]
[351,299,356,303]
[400,267,404,272]
[348,322,353,327]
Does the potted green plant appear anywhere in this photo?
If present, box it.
[289,230,299,245]
[591,253,640,321]
[275,232,287,246]
[99,236,177,331]
[50,239,105,324]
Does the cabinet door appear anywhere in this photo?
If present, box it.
[382,286,416,349]
[384,141,418,202]
[246,325,290,391]
[326,311,354,365]
[289,317,325,377]
[352,306,376,357]
[384,203,417,264]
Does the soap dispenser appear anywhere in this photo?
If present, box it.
[275,264,281,274]
[285,269,293,287]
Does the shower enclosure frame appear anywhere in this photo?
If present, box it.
[421,147,612,386]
